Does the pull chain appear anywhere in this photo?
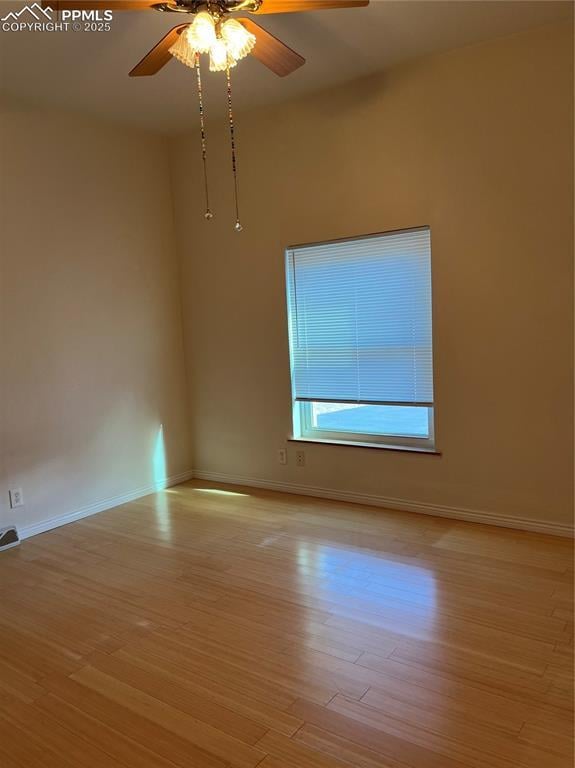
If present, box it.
[226,66,242,232]
[195,53,212,220]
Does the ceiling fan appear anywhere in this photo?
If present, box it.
[42,1,369,77]
[42,1,369,230]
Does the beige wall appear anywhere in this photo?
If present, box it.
[0,106,192,534]
[171,21,574,529]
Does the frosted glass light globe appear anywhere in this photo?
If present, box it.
[209,38,235,72]
[186,11,216,54]
[169,32,196,69]
[220,19,256,62]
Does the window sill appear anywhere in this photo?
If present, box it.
[289,437,441,455]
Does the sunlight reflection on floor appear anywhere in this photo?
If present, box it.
[194,488,250,497]
[296,541,437,635]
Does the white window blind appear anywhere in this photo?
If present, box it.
[286,227,434,406]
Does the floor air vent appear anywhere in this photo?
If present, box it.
[0,527,20,552]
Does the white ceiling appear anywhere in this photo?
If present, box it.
[0,1,572,133]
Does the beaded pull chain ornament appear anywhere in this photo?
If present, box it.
[226,66,242,232]
[194,53,213,221]
[189,51,244,230]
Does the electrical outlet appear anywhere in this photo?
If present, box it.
[295,450,306,467]
[278,448,287,465]
[9,488,24,509]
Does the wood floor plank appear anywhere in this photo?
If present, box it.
[285,700,470,768]
[387,639,568,707]
[86,649,269,745]
[326,694,568,768]
[40,674,230,768]
[294,723,400,768]
[519,723,574,758]
[355,651,562,730]
[70,665,266,768]
[125,630,301,709]
[0,480,572,768]
[111,644,305,736]
[0,693,121,768]
[34,692,185,768]
[256,730,364,768]
[0,715,74,768]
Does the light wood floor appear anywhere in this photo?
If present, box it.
[0,481,573,768]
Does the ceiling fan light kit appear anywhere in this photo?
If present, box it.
[179,10,256,68]
[43,0,369,229]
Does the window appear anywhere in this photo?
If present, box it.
[285,227,435,451]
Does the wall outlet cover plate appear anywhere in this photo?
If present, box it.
[9,488,23,508]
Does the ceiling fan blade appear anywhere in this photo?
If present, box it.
[238,18,304,77]
[251,0,369,14]
[43,1,158,10]
[129,24,188,77]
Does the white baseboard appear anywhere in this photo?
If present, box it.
[16,468,573,541]
[19,470,194,540]
[192,470,574,538]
